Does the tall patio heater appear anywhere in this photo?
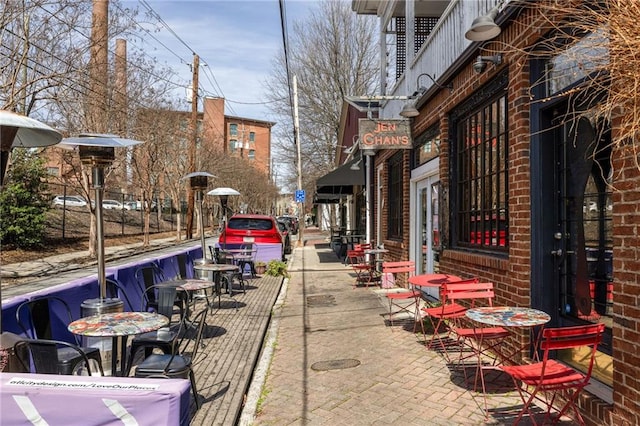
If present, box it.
[182,171,215,262]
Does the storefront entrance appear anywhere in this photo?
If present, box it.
[533,101,613,386]
[411,159,440,300]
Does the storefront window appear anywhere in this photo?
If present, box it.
[453,85,508,252]
[387,151,404,240]
[414,126,440,167]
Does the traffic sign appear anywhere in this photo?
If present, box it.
[295,190,306,203]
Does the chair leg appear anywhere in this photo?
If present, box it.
[190,370,201,410]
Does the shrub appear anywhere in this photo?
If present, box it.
[265,259,289,278]
[0,150,50,248]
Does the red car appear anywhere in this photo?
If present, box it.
[220,214,285,260]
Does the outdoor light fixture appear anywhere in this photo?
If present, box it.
[473,55,503,74]
[182,171,216,261]
[350,159,362,171]
[465,2,503,41]
[207,187,241,249]
[399,73,453,118]
[59,134,143,300]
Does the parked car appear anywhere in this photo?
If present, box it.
[276,219,293,255]
[52,195,87,208]
[102,200,124,210]
[277,215,299,235]
[123,201,139,211]
[221,214,285,260]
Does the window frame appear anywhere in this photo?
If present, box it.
[450,71,509,253]
[387,151,404,240]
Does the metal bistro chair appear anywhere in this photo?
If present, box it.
[105,277,135,311]
[135,307,209,410]
[125,284,188,376]
[15,296,104,375]
[501,323,605,426]
[217,250,245,296]
[14,338,104,376]
[134,263,185,319]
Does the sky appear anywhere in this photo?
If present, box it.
[120,0,322,122]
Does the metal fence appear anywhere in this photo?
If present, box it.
[46,182,212,240]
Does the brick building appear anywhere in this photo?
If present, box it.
[341,1,639,424]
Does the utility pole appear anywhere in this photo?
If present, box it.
[293,75,304,245]
[186,54,199,239]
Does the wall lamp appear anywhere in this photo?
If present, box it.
[465,2,503,41]
[399,73,453,118]
[473,55,502,74]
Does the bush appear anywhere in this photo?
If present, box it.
[0,150,50,248]
[265,259,289,278]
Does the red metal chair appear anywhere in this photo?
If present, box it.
[382,261,422,333]
[347,249,377,288]
[419,278,480,359]
[500,323,605,425]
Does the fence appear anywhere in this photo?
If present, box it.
[47,183,213,240]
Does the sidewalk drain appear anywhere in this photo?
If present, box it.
[306,295,335,307]
[311,359,360,371]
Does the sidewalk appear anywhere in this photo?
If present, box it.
[241,229,536,426]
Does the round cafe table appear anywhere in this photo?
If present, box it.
[68,311,169,376]
[159,279,215,319]
[193,263,241,308]
[408,273,463,288]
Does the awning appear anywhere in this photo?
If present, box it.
[313,193,342,204]
[315,158,364,195]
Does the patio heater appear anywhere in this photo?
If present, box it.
[59,134,143,375]
[181,171,215,263]
[0,111,61,334]
[207,187,240,249]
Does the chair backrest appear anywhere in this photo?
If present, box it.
[346,249,364,264]
[16,296,79,345]
[353,243,371,254]
[14,338,99,376]
[218,251,235,265]
[442,281,497,307]
[135,263,167,302]
[105,278,134,311]
[539,323,605,383]
[382,261,415,276]
[174,253,193,279]
[240,243,256,259]
[142,285,186,324]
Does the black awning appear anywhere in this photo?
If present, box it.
[315,158,364,195]
[313,193,342,204]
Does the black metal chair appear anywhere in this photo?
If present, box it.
[125,284,188,376]
[134,307,209,409]
[14,338,104,376]
[134,263,184,318]
[15,296,104,376]
[105,277,135,311]
[217,251,244,296]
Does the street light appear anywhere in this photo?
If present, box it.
[59,134,143,300]
[207,187,240,249]
[182,171,215,261]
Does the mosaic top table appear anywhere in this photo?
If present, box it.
[68,311,169,376]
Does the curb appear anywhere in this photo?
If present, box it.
[238,244,296,425]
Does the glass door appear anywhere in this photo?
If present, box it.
[415,175,440,299]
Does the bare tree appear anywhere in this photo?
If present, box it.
[264,0,379,193]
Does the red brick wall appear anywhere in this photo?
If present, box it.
[610,140,640,426]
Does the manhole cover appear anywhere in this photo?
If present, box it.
[311,358,361,371]
[306,295,336,307]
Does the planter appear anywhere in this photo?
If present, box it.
[255,265,267,275]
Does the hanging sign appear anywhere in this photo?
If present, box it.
[358,119,412,150]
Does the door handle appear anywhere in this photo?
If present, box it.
[551,249,563,257]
